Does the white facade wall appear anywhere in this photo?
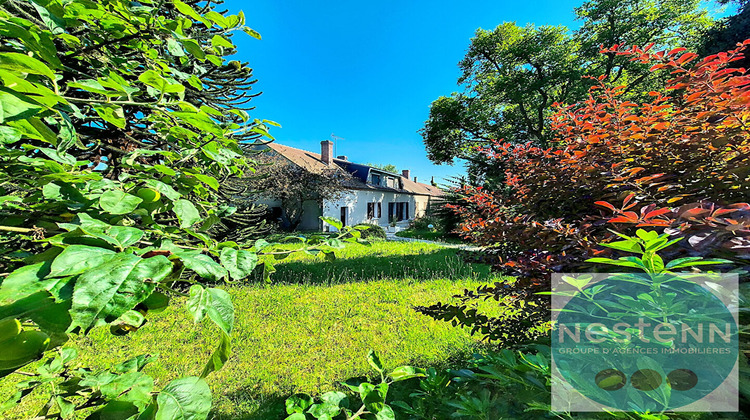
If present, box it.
[322,190,431,231]
[258,191,434,232]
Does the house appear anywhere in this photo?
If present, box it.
[259,140,444,231]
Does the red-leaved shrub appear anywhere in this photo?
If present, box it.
[416,40,750,345]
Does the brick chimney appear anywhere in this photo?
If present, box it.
[321,140,333,165]
[402,169,410,179]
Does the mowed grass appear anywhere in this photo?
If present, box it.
[2,241,507,419]
[262,239,482,283]
[395,228,463,244]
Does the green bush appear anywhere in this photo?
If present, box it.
[409,216,441,231]
[288,346,555,420]
[352,223,386,240]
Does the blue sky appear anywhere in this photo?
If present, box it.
[224,0,730,184]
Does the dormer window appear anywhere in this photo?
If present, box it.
[371,173,381,185]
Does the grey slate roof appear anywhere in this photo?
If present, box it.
[266,143,444,197]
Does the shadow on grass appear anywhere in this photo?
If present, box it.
[211,343,495,420]
[264,247,498,285]
[210,390,288,420]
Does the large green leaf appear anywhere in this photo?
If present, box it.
[80,370,154,411]
[205,288,233,335]
[367,350,383,373]
[0,126,22,143]
[285,394,313,414]
[155,376,212,420]
[219,248,258,280]
[62,214,144,250]
[307,402,341,420]
[186,284,209,323]
[49,245,116,277]
[70,253,172,331]
[138,70,184,94]
[361,382,388,413]
[92,103,126,129]
[0,262,51,304]
[67,79,112,96]
[114,354,159,374]
[0,288,73,333]
[388,366,426,382]
[86,400,139,420]
[242,26,262,40]
[39,147,75,165]
[172,0,211,27]
[178,251,227,281]
[600,240,642,253]
[0,89,43,122]
[586,257,647,270]
[0,52,55,79]
[100,372,154,410]
[8,117,56,144]
[0,258,73,321]
[178,39,206,61]
[171,111,222,136]
[143,179,181,201]
[186,285,234,335]
[375,405,395,420]
[56,113,76,153]
[99,190,143,215]
[320,216,342,231]
[167,38,186,56]
[28,2,65,35]
[210,35,233,49]
[173,199,201,228]
[200,141,240,164]
[1,75,61,111]
[204,11,229,28]
[200,331,230,378]
[191,173,219,191]
[666,257,732,270]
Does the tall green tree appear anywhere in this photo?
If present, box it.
[422,23,584,164]
[0,0,276,417]
[574,0,711,96]
[574,0,711,72]
[698,0,750,67]
[367,162,398,173]
[421,0,713,171]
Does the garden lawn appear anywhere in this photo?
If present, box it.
[2,241,507,419]
[395,228,463,244]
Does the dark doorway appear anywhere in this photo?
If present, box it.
[340,207,348,227]
[394,202,409,221]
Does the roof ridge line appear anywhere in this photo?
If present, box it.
[270,142,442,193]
[270,142,321,156]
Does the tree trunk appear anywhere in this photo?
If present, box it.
[280,199,303,231]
